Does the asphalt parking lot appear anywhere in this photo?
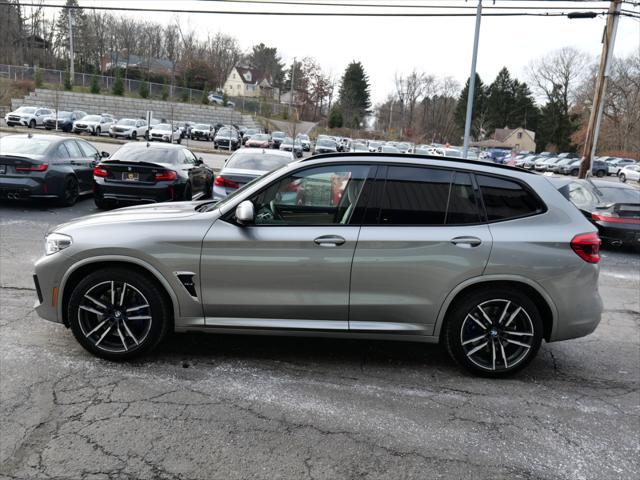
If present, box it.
[0,194,638,480]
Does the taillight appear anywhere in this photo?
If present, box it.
[571,232,601,264]
[591,212,640,225]
[16,163,48,172]
[155,170,177,181]
[214,175,239,189]
[93,166,108,177]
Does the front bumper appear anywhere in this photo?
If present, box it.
[33,251,75,324]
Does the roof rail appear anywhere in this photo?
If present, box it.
[300,152,534,174]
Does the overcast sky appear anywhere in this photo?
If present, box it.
[45,1,640,104]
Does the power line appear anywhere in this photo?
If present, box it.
[1,1,616,17]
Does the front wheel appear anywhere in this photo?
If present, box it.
[620,174,627,183]
[443,287,543,377]
[67,268,171,360]
[595,170,605,178]
[131,131,137,140]
[96,127,101,136]
[29,119,36,129]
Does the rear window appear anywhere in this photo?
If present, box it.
[0,136,52,155]
[110,145,180,163]
[226,153,292,171]
[596,187,640,204]
[476,175,546,221]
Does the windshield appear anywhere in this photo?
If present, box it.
[272,132,285,139]
[353,143,367,151]
[109,145,180,163]
[55,111,71,118]
[83,115,101,122]
[0,136,52,155]
[297,135,309,140]
[16,107,36,114]
[118,119,136,126]
[195,124,210,130]
[245,129,260,135]
[153,124,172,131]
[317,139,336,147]
[226,152,292,171]
[250,134,270,141]
[217,127,234,136]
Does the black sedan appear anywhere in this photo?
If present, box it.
[555,178,640,247]
[313,138,338,155]
[43,111,87,132]
[92,142,213,209]
[0,134,108,206]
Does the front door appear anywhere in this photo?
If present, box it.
[200,163,373,330]
[64,140,93,191]
[349,166,493,335]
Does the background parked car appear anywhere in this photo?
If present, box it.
[190,124,214,141]
[618,165,640,184]
[214,126,241,150]
[245,133,273,149]
[350,142,368,153]
[313,138,338,155]
[296,134,311,151]
[559,159,608,177]
[43,110,86,132]
[608,158,636,176]
[0,134,107,206]
[109,118,147,140]
[149,123,181,143]
[92,142,212,209]
[73,114,115,136]
[5,106,54,128]
[242,128,263,145]
[213,148,294,200]
[555,178,640,247]
[271,131,286,150]
[279,137,303,158]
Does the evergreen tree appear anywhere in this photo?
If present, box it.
[338,61,371,128]
[139,80,149,99]
[34,66,42,88]
[248,43,285,95]
[486,67,516,131]
[112,69,124,96]
[328,106,343,128]
[536,84,577,152]
[511,81,539,133]
[90,75,100,94]
[454,74,488,140]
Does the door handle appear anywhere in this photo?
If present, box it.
[314,235,346,247]
[450,236,482,248]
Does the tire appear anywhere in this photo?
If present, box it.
[67,268,171,361]
[595,170,605,178]
[443,287,543,377]
[29,119,36,129]
[131,131,137,140]
[94,196,112,210]
[183,183,192,201]
[177,137,181,145]
[204,178,213,199]
[45,127,52,130]
[58,176,79,207]
[620,174,626,183]
[96,127,101,136]
[570,169,578,177]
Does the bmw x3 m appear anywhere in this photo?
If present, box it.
[33,154,603,376]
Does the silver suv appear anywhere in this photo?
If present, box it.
[33,155,603,376]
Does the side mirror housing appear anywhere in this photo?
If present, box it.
[197,157,204,165]
[235,200,255,225]
[101,151,110,158]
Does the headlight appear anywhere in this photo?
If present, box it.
[45,233,72,255]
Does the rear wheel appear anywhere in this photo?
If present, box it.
[29,119,36,129]
[595,170,605,178]
[131,131,137,140]
[444,287,543,377]
[95,127,101,136]
[68,268,171,360]
[620,174,627,183]
[183,183,192,201]
[59,176,79,206]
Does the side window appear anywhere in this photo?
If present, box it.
[249,165,371,226]
[446,172,481,225]
[56,143,70,159]
[77,140,99,158]
[568,183,596,209]
[64,140,83,158]
[182,149,196,165]
[379,166,452,225]
[476,174,546,222]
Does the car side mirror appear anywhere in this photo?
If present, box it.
[101,151,110,158]
[196,157,204,165]
[235,200,255,225]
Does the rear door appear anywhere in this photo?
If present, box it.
[349,165,492,336]
[64,140,92,191]
[182,149,205,195]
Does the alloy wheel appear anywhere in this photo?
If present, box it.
[460,299,535,372]
[78,281,152,353]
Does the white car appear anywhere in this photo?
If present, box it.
[149,123,182,143]
[207,94,236,108]
[109,118,148,140]
[618,164,640,183]
[73,114,115,136]
[609,158,636,176]
[4,106,54,128]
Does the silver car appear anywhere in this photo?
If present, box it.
[33,154,603,376]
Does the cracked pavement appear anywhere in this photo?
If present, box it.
[1,199,639,480]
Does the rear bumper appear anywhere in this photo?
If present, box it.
[94,181,179,204]
[0,176,52,200]
[596,222,640,245]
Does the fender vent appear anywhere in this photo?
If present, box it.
[175,272,198,298]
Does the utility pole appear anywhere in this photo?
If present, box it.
[289,57,296,121]
[388,100,394,134]
[462,0,483,159]
[289,58,297,150]
[68,9,75,83]
[578,0,622,178]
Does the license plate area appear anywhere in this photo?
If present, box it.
[122,172,139,181]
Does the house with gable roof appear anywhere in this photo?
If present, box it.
[222,66,278,100]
